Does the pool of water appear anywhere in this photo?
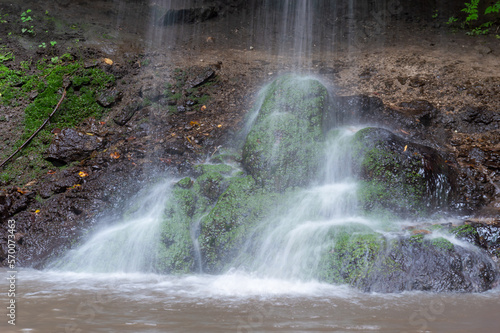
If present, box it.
[2,268,499,333]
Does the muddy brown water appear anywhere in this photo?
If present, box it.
[1,268,499,333]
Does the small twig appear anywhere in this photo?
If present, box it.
[0,89,67,169]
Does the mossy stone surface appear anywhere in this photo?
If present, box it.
[317,224,386,285]
[199,175,284,273]
[242,75,328,192]
[352,127,454,218]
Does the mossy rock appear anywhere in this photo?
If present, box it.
[156,187,197,273]
[199,175,285,273]
[317,224,386,285]
[156,166,234,273]
[317,225,497,292]
[352,127,455,218]
[242,75,328,192]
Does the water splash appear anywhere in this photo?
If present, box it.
[51,179,174,273]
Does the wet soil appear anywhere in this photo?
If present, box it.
[0,0,499,267]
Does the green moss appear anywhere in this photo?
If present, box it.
[317,224,386,285]
[430,237,454,251]
[193,163,234,176]
[450,224,478,237]
[156,187,196,273]
[199,175,286,273]
[352,127,448,219]
[409,234,425,244]
[175,177,193,189]
[242,75,328,192]
[0,58,115,186]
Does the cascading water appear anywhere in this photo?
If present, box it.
[237,128,368,280]
[50,179,174,273]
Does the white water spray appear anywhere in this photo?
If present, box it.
[52,179,174,273]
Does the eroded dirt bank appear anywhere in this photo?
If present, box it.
[0,0,498,268]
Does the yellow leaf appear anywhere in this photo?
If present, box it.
[35,210,40,214]
[200,105,207,111]
[104,58,113,65]
[403,145,407,152]
[190,121,200,127]
[79,171,89,177]
[86,132,94,136]
[110,152,120,159]
[217,124,222,128]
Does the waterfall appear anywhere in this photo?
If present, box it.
[51,179,174,273]
[236,127,373,280]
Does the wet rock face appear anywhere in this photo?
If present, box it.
[452,222,500,260]
[352,127,456,218]
[362,237,498,293]
[318,225,498,293]
[44,128,105,165]
[242,75,328,192]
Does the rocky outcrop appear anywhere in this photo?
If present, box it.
[318,224,498,292]
[44,128,105,165]
[242,75,328,192]
[351,127,456,218]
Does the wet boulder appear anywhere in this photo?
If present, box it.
[44,128,105,165]
[451,222,500,260]
[113,99,143,126]
[352,127,456,218]
[242,75,329,192]
[318,225,498,292]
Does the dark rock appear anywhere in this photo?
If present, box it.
[38,170,82,199]
[184,66,216,89]
[363,236,497,292]
[318,225,498,292]
[44,128,105,165]
[96,89,122,107]
[114,100,143,126]
[352,127,457,218]
[165,145,185,156]
[328,94,384,127]
[398,99,437,127]
[159,7,217,26]
[452,222,500,259]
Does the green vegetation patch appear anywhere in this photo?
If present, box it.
[0,56,115,185]
[317,224,386,285]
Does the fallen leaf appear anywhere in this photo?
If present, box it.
[200,105,207,111]
[110,152,120,159]
[99,121,106,125]
[400,129,410,135]
[217,124,222,128]
[35,210,40,214]
[17,188,28,194]
[190,121,200,127]
[69,184,82,190]
[86,132,94,136]
[403,145,407,152]
[47,170,56,175]
[25,180,37,187]
[78,171,89,178]
[104,58,113,65]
